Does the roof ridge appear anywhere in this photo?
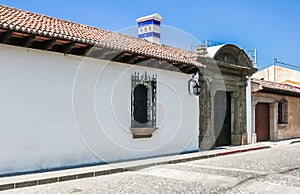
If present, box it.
[0,4,104,32]
[0,4,202,68]
[0,4,197,53]
[252,78,300,92]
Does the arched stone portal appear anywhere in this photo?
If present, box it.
[197,44,257,150]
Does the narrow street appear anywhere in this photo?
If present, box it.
[3,142,300,194]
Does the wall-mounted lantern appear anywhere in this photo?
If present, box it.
[188,74,201,96]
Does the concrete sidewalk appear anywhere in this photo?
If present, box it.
[1,138,299,191]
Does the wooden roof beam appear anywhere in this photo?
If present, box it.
[171,62,184,69]
[43,38,56,50]
[0,31,12,44]
[63,42,75,54]
[34,36,51,41]
[88,49,105,58]
[55,39,70,45]
[11,32,30,38]
[80,45,93,56]
[23,34,35,47]
[88,49,117,60]
[113,53,148,64]
[103,50,122,61]
[147,60,170,69]
[137,59,156,67]
[74,42,90,48]
[111,52,131,62]
[133,58,148,64]
[180,65,194,73]
[167,65,181,72]
[91,46,104,51]
[126,55,142,64]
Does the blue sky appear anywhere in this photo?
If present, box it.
[1,0,300,70]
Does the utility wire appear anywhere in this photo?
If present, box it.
[274,58,300,69]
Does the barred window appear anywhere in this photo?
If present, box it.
[130,71,157,138]
[278,98,288,124]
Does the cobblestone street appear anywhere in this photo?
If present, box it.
[2,142,300,194]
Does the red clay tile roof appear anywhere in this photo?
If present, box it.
[0,5,201,67]
[252,78,300,95]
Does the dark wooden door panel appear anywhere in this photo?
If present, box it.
[255,103,270,141]
[214,91,231,146]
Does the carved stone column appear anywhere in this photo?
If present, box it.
[232,85,247,145]
[251,102,257,144]
[269,103,278,141]
[199,78,216,150]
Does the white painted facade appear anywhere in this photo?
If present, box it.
[0,44,199,175]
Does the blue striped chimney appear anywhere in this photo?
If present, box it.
[136,13,163,44]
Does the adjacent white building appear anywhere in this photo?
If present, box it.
[0,5,201,176]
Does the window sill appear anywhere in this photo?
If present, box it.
[278,123,288,128]
[130,127,158,138]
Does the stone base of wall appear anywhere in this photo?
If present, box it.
[199,135,215,151]
[232,133,248,146]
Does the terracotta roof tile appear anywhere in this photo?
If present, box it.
[0,5,201,67]
[252,78,300,94]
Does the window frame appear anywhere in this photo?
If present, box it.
[130,71,158,138]
[278,98,288,124]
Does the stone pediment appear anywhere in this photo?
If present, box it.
[207,44,254,69]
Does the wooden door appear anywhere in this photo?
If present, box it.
[214,91,231,146]
[255,103,270,141]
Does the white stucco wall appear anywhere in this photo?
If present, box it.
[0,44,199,175]
[246,77,252,144]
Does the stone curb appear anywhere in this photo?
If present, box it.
[291,140,300,144]
[0,145,270,191]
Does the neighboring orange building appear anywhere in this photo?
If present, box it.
[251,78,300,142]
[253,65,300,87]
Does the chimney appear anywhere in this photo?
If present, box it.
[136,13,163,44]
